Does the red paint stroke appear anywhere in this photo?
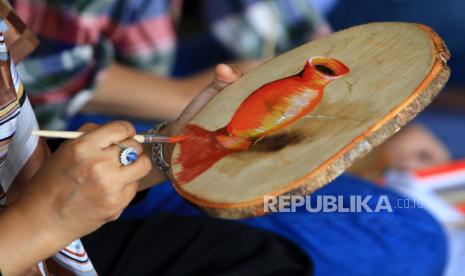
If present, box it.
[176,56,350,185]
[175,125,240,184]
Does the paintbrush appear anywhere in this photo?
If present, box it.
[31,130,186,144]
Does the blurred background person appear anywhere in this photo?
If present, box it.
[12,0,330,131]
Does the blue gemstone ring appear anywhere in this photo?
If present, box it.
[118,144,138,166]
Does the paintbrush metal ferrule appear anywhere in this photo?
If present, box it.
[142,134,186,144]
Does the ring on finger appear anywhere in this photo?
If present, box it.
[117,143,138,166]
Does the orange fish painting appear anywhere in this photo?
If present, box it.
[175,56,350,185]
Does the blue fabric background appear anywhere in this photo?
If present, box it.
[121,174,448,276]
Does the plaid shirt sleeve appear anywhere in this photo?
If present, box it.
[203,0,329,58]
[104,0,178,74]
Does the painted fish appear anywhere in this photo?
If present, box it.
[175,56,350,184]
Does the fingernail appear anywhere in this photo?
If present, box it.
[223,64,233,73]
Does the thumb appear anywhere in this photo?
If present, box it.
[211,63,243,91]
[176,64,242,128]
[77,122,100,132]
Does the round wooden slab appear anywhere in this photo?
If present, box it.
[170,22,450,219]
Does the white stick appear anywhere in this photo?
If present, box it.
[32,130,146,143]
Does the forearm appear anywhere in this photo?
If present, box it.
[83,63,213,120]
[0,141,61,273]
[82,60,264,121]
[0,202,68,275]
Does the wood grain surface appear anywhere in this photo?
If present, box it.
[170,22,451,219]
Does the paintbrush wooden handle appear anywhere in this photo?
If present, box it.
[32,130,146,143]
[31,130,185,144]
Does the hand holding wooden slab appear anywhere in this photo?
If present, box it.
[170,22,450,219]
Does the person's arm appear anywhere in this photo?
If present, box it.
[0,64,241,273]
[0,122,151,275]
[82,63,205,120]
[0,140,56,274]
[83,60,261,121]
[0,199,70,275]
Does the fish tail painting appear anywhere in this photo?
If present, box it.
[175,56,350,185]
